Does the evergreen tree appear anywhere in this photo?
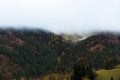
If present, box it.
[71,58,96,80]
[111,77,114,80]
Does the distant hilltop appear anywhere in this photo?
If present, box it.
[61,33,94,42]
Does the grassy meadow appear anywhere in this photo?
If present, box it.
[96,67,120,80]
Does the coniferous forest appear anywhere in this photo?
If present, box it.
[0,29,120,80]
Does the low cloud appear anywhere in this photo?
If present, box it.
[0,0,120,34]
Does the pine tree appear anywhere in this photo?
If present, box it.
[111,77,114,80]
[71,58,96,80]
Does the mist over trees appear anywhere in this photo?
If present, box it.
[0,29,119,79]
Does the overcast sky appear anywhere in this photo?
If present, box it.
[0,0,120,34]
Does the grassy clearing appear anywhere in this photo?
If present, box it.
[96,68,120,80]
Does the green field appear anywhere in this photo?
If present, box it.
[96,68,120,80]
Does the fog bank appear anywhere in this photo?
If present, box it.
[0,0,120,34]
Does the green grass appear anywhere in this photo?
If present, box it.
[96,67,120,80]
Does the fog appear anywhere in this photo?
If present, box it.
[0,0,120,34]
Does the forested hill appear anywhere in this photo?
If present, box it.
[0,29,120,79]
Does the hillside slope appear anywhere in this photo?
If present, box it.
[0,29,119,79]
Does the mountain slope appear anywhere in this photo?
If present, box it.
[0,29,119,79]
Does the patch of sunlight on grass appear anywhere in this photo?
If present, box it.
[96,68,120,80]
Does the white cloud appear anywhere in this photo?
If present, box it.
[0,0,120,33]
